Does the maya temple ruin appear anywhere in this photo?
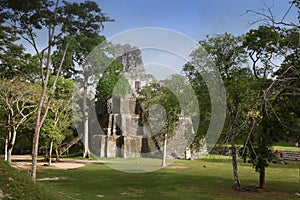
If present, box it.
[91,44,195,159]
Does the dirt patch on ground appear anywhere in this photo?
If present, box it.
[37,177,70,181]
[10,155,101,171]
[165,164,189,169]
[11,155,191,171]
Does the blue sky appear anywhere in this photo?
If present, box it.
[99,0,298,41]
[95,0,298,78]
[22,1,298,79]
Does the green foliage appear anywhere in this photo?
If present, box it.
[0,0,113,80]
[223,68,257,137]
[0,0,112,37]
[112,75,132,98]
[41,118,65,146]
[41,76,75,149]
[0,79,40,141]
[242,24,299,183]
[184,33,249,149]
[58,1,113,36]
[138,76,181,142]
[53,34,108,79]
[273,28,300,143]
[183,62,211,148]
[0,23,34,79]
[200,33,247,77]
[96,60,130,100]
[156,86,180,138]
[243,26,281,78]
[48,75,76,99]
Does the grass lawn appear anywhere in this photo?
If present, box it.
[37,155,300,200]
[272,146,300,152]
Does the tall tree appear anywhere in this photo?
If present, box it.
[243,0,300,186]
[0,80,39,163]
[0,0,112,181]
[40,76,75,165]
[243,25,281,189]
[56,34,114,158]
[138,75,186,167]
[183,62,211,150]
[184,33,250,190]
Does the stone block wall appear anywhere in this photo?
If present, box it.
[91,135,106,158]
[281,151,300,161]
[106,136,117,158]
[167,117,195,159]
[123,136,142,158]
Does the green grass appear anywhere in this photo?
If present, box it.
[272,146,300,152]
[36,156,300,200]
[0,159,56,200]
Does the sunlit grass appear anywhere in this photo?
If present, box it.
[272,146,300,152]
[37,156,300,200]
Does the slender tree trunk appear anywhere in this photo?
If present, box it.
[44,148,49,162]
[231,141,241,190]
[31,56,50,182]
[259,168,265,188]
[4,137,8,161]
[30,5,69,181]
[161,133,167,167]
[6,131,11,163]
[82,75,90,159]
[55,148,60,161]
[5,130,12,162]
[258,101,267,189]
[4,116,11,162]
[7,147,13,164]
[7,130,17,164]
[32,90,49,181]
[31,125,41,181]
[48,140,53,166]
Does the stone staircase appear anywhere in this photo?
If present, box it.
[209,146,300,162]
[281,151,300,161]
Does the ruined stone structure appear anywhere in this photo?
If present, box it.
[92,44,195,159]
